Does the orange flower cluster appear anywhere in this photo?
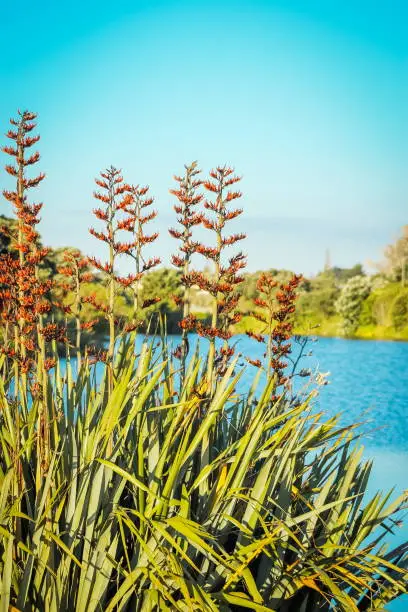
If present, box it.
[0,111,54,367]
[179,314,198,331]
[55,250,98,354]
[82,293,110,314]
[57,250,93,305]
[0,250,19,324]
[85,345,109,364]
[169,162,203,291]
[120,186,160,262]
[121,184,161,318]
[168,164,247,376]
[40,323,67,343]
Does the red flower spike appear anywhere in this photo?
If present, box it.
[247,271,303,391]
[0,110,58,367]
[169,161,204,354]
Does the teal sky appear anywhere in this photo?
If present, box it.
[0,0,407,274]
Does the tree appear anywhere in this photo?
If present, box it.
[381,226,408,286]
[0,214,17,254]
[141,267,182,315]
[336,275,371,336]
[332,264,364,284]
[391,290,408,330]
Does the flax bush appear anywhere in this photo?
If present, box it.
[0,337,407,611]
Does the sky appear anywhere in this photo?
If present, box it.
[0,0,407,275]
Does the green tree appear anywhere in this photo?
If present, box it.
[141,267,182,314]
[391,290,408,330]
[0,214,17,254]
[336,275,371,336]
[140,267,183,333]
[332,263,364,285]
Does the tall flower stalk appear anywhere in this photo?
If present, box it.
[0,226,18,355]
[122,184,161,326]
[169,161,203,377]
[88,166,135,362]
[192,166,246,383]
[1,110,52,374]
[247,272,303,395]
[0,110,62,482]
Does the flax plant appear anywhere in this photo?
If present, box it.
[0,340,406,611]
[0,110,406,611]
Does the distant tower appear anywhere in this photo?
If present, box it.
[324,248,331,272]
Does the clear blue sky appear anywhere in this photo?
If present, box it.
[0,0,407,274]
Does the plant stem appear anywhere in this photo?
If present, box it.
[74,263,82,370]
[108,191,115,363]
[208,199,222,390]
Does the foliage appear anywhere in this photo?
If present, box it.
[331,264,365,284]
[0,213,17,253]
[391,290,408,330]
[0,342,407,611]
[141,267,182,315]
[336,276,372,336]
[298,285,339,320]
[360,283,402,327]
